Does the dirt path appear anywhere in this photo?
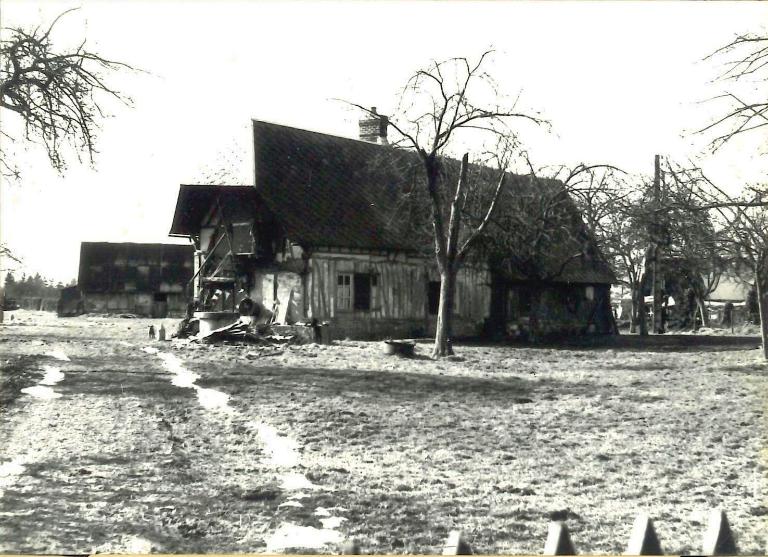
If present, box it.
[2,310,767,554]
[0,312,349,554]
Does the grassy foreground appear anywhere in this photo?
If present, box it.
[1,310,767,554]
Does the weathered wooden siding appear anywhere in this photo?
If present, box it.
[306,251,490,339]
[82,292,188,317]
[455,266,491,322]
[309,253,420,320]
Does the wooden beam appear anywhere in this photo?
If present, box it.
[187,233,226,285]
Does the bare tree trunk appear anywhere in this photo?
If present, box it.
[756,262,768,360]
[691,303,699,332]
[696,297,710,328]
[433,269,456,357]
[629,280,641,333]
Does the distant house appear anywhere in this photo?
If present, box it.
[78,242,193,317]
[169,117,615,340]
[707,276,751,303]
[706,276,752,325]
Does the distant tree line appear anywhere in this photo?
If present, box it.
[3,271,74,300]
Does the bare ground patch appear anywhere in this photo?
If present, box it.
[1,310,767,554]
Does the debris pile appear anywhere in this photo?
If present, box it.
[196,320,263,343]
[170,317,328,347]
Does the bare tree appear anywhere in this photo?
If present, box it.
[609,202,650,333]
[706,186,768,356]
[663,162,730,329]
[0,8,134,176]
[667,165,768,357]
[350,51,545,357]
[550,164,650,333]
[556,164,629,235]
[698,33,768,152]
[480,168,601,340]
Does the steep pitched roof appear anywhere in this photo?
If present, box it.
[252,120,421,252]
[169,120,614,284]
[489,176,617,284]
[169,185,259,237]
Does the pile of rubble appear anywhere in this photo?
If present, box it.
[172,317,323,346]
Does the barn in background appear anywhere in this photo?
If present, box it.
[77,242,193,317]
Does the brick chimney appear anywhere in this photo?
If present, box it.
[358,107,388,144]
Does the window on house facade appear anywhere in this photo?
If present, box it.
[585,285,595,301]
[231,222,256,254]
[337,274,352,310]
[337,272,378,311]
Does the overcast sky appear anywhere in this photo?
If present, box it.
[2,0,767,284]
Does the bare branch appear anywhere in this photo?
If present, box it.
[1,9,137,174]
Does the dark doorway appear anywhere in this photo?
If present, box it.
[353,274,372,311]
[152,292,168,318]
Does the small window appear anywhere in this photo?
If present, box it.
[428,281,441,315]
[232,222,256,254]
[337,273,352,310]
[337,272,377,312]
[585,286,595,301]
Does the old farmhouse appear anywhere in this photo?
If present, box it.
[77,242,193,317]
[169,117,615,340]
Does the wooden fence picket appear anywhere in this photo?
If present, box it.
[543,521,577,555]
[341,538,361,555]
[702,509,737,556]
[336,507,746,555]
[442,530,473,555]
[624,513,663,555]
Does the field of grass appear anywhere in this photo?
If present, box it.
[1,310,767,554]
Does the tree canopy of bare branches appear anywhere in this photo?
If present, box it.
[698,33,768,153]
[349,51,545,357]
[663,161,768,356]
[0,9,134,176]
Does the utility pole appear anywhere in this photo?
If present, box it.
[651,154,664,334]
[637,283,648,336]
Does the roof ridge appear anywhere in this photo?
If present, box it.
[252,118,398,149]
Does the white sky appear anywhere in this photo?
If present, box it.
[1,0,767,283]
